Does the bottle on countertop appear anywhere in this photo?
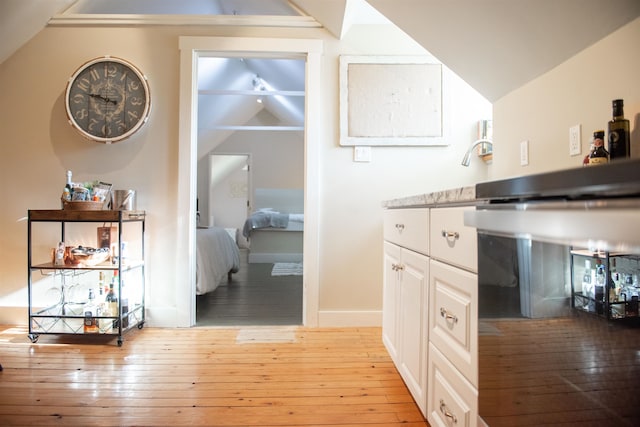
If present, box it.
[608,99,630,160]
[583,139,595,167]
[588,130,609,165]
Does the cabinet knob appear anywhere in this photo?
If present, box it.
[441,230,460,240]
[395,223,405,232]
[440,307,458,324]
[439,399,458,424]
[391,263,405,272]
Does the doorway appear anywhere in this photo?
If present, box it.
[177,36,323,328]
[195,54,305,326]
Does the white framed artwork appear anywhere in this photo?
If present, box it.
[339,55,446,146]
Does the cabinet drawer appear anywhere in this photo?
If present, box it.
[383,208,429,255]
[430,206,477,272]
[428,343,478,427]
[429,260,478,387]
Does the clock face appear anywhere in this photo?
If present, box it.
[65,56,151,143]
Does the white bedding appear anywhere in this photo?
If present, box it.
[196,227,240,295]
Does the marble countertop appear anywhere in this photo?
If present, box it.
[382,186,479,208]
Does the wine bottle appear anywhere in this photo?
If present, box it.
[84,289,99,333]
[106,275,119,330]
[64,171,73,200]
[608,99,630,160]
[588,130,609,165]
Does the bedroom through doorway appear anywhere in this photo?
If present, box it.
[194,55,305,326]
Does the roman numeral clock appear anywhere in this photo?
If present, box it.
[65,56,151,144]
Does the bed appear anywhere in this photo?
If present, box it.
[242,188,304,263]
[196,226,241,295]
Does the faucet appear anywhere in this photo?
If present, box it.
[461,139,493,166]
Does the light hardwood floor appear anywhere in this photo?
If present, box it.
[0,325,429,426]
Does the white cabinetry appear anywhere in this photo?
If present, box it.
[428,206,478,427]
[382,204,478,422]
[382,208,429,416]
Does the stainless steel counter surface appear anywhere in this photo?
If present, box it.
[382,185,477,208]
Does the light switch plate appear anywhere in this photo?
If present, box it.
[520,140,529,166]
[354,146,372,162]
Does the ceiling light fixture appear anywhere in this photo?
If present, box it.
[252,74,266,103]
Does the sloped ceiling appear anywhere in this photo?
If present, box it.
[302,0,640,102]
[0,0,75,65]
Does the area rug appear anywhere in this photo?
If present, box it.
[236,326,297,344]
[271,262,303,276]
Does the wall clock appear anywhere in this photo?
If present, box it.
[65,56,151,144]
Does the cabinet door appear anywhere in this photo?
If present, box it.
[398,247,429,416]
[382,241,402,364]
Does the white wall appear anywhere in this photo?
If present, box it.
[317,24,492,319]
[490,17,640,179]
[0,22,491,326]
[214,130,304,192]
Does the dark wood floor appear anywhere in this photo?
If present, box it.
[479,313,640,427]
[196,249,303,326]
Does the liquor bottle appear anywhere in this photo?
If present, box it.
[594,259,605,314]
[588,130,609,165]
[62,170,73,202]
[608,99,630,160]
[83,289,99,333]
[98,271,105,299]
[106,275,119,330]
[582,140,594,166]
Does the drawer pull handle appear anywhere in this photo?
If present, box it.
[440,307,458,323]
[439,399,458,424]
[441,230,460,240]
[395,223,405,232]
[392,263,405,272]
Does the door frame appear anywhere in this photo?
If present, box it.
[177,36,323,327]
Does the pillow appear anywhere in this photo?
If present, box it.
[253,208,279,214]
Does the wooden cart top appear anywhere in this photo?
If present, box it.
[28,210,145,222]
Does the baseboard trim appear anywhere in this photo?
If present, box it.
[318,310,382,327]
[2,308,383,329]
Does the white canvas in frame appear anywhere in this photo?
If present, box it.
[339,55,447,146]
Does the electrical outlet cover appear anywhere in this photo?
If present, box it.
[569,124,581,156]
[520,140,529,166]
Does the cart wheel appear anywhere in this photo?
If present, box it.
[117,338,123,347]
[28,334,39,343]
[137,321,145,329]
